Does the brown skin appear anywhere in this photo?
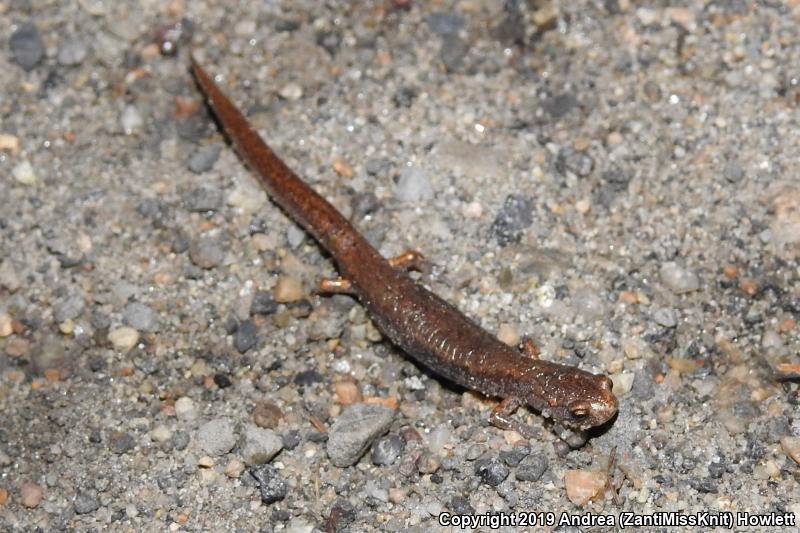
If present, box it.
[190,57,618,434]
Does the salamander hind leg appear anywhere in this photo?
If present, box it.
[388,250,430,273]
[317,277,355,295]
[489,397,538,439]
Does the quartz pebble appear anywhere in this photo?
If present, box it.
[108,327,139,352]
[12,161,37,185]
[121,105,144,134]
[564,469,606,506]
[151,424,173,443]
[174,397,199,421]
[611,372,635,396]
[660,262,700,294]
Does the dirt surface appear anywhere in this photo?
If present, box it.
[2,1,800,531]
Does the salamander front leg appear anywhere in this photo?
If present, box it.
[317,277,355,295]
[489,396,537,439]
[388,250,430,273]
[519,337,540,359]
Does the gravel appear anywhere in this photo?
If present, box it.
[3,1,800,531]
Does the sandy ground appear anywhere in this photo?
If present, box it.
[2,0,800,531]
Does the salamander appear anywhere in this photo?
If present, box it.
[189,56,618,438]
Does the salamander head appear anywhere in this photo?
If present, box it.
[530,366,618,430]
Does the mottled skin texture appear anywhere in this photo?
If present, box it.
[190,57,618,432]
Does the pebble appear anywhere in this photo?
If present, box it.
[234,319,259,353]
[660,262,700,293]
[543,93,578,120]
[273,276,304,303]
[186,143,222,174]
[120,105,144,134]
[57,39,88,66]
[186,186,223,212]
[10,22,45,70]
[425,11,464,35]
[653,307,677,328]
[611,372,635,396]
[395,166,433,203]
[12,161,37,186]
[240,425,284,465]
[123,302,160,332]
[371,434,404,466]
[439,34,469,72]
[109,432,135,454]
[0,313,12,337]
[225,459,245,478]
[474,457,509,486]
[496,323,520,347]
[426,424,451,454]
[227,183,268,212]
[516,453,549,482]
[197,418,237,456]
[556,147,594,177]
[74,490,100,514]
[197,455,215,468]
[20,482,43,508]
[0,133,20,154]
[327,403,396,467]
[250,464,288,504]
[174,397,199,421]
[278,82,303,101]
[189,239,225,269]
[253,401,283,428]
[499,446,530,467]
[250,291,278,315]
[108,326,139,352]
[286,225,305,248]
[333,380,362,405]
[150,424,173,443]
[490,194,534,246]
[417,452,441,474]
[53,293,85,323]
[564,469,606,506]
[572,288,606,322]
[781,437,800,464]
[0,260,21,292]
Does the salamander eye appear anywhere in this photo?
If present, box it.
[568,400,591,418]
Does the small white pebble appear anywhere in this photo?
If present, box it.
[12,160,37,185]
[108,326,139,352]
[174,397,198,421]
[279,82,303,101]
[611,372,635,396]
[120,105,143,134]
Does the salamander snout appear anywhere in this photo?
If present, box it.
[539,372,618,430]
[562,375,618,429]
